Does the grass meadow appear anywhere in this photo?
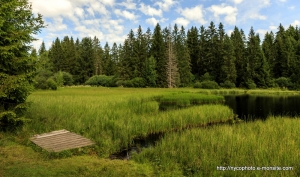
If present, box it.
[1,87,300,176]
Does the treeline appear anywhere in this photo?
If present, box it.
[33,22,300,89]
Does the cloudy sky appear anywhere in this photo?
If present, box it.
[29,0,300,50]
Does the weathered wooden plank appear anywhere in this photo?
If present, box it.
[30,129,95,152]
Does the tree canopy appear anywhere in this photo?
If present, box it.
[0,0,45,131]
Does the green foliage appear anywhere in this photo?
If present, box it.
[220,80,236,88]
[46,78,57,90]
[131,77,146,88]
[198,81,220,89]
[85,75,115,87]
[274,77,292,89]
[143,56,157,87]
[0,0,45,131]
[158,92,224,110]
[246,79,257,89]
[199,72,213,82]
[62,71,73,86]
[54,71,64,87]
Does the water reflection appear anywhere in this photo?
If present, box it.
[224,95,300,121]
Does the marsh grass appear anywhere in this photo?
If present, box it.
[134,117,300,176]
[158,92,225,110]
[22,87,234,156]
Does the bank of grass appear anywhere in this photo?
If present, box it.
[1,87,300,176]
[158,92,224,110]
[133,116,300,176]
[21,87,234,156]
[0,141,154,177]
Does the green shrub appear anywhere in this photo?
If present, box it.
[54,71,64,87]
[62,72,73,86]
[193,82,202,88]
[199,72,213,82]
[34,69,53,89]
[274,77,292,89]
[46,78,57,90]
[131,77,146,88]
[194,81,219,89]
[220,80,236,88]
[246,79,256,89]
[85,75,114,87]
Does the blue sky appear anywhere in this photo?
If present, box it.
[29,0,300,50]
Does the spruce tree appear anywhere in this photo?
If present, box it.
[231,27,247,87]
[151,23,167,87]
[187,26,200,76]
[220,35,237,84]
[173,25,192,86]
[0,0,45,130]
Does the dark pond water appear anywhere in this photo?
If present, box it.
[224,95,300,121]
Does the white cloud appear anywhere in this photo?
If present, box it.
[47,17,67,32]
[279,0,287,2]
[208,4,238,25]
[249,14,267,20]
[256,29,268,36]
[289,6,295,10]
[154,0,178,11]
[231,0,243,4]
[74,7,85,19]
[30,0,73,18]
[139,3,163,17]
[146,17,159,27]
[114,9,138,21]
[269,25,277,30]
[178,5,207,24]
[100,0,115,6]
[173,17,190,28]
[118,0,136,9]
[291,20,300,27]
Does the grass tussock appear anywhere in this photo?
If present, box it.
[133,117,300,176]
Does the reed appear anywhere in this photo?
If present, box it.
[134,117,300,176]
[23,87,234,155]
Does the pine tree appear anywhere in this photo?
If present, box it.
[0,0,45,130]
[143,56,157,87]
[133,26,147,78]
[246,27,271,88]
[173,25,192,86]
[220,35,237,84]
[49,38,63,72]
[262,32,276,77]
[187,26,200,76]
[151,23,167,87]
[231,27,247,87]
[76,37,94,83]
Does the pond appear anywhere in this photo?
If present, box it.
[224,95,300,121]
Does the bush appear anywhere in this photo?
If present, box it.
[46,78,57,90]
[54,71,64,87]
[194,81,219,89]
[62,72,73,86]
[220,80,236,88]
[274,77,292,89]
[85,75,114,87]
[193,82,202,88]
[199,72,213,82]
[34,69,53,89]
[131,77,146,88]
[246,79,256,89]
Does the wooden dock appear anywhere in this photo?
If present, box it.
[30,129,95,152]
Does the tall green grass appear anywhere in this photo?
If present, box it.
[158,92,224,110]
[134,117,300,176]
[23,87,234,156]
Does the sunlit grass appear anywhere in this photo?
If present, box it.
[134,117,300,176]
